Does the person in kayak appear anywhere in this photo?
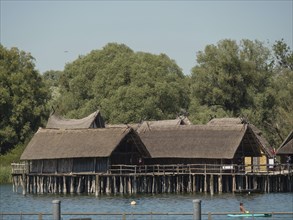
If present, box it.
[240,203,249,213]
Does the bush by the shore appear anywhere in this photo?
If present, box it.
[0,144,25,184]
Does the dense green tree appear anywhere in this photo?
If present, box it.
[42,70,62,110]
[55,43,189,123]
[43,70,62,87]
[268,40,293,144]
[272,39,293,70]
[189,39,272,123]
[0,45,50,154]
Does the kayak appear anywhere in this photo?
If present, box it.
[227,213,272,217]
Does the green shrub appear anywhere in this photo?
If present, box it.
[0,166,11,183]
[0,143,25,184]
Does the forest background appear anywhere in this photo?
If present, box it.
[0,39,292,183]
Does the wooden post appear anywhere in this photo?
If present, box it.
[193,175,196,192]
[218,175,222,193]
[58,177,62,193]
[113,176,117,194]
[95,175,100,196]
[168,176,171,193]
[204,175,207,193]
[198,175,202,193]
[54,177,57,193]
[232,175,236,192]
[63,176,67,194]
[133,176,137,194]
[267,175,270,193]
[162,175,166,193]
[36,176,39,193]
[101,176,104,193]
[91,177,95,193]
[29,176,33,193]
[70,177,74,193]
[210,175,214,195]
[120,176,123,193]
[106,176,111,194]
[123,176,127,193]
[40,176,44,194]
[77,177,82,193]
[253,176,257,190]
[176,176,180,192]
[22,174,27,195]
[152,176,155,193]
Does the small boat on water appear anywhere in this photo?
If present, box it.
[227,213,272,218]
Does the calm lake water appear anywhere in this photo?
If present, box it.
[0,184,292,220]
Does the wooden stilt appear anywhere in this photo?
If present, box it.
[22,174,27,195]
[204,175,207,193]
[119,176,123,193]
[210,175,214,195]
[133,176,137,194]
[232,175,236,193]
[95,175,100,196]
[63,176,67,194]
[70,177,74,193]
[218,175,222,193]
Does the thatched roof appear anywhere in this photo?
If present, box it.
[106,117,192,133]
[46,110,105,129]
[139,124,261,159]
[207,118,244,125]
[21,127,149,160]
[277,130,293,155]
[136,117,192,133]
[207,118,274,157]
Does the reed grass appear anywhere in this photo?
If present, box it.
[0,143,25,184]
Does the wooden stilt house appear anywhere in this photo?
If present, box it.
[207,118,274,171]
[138,124,262,166]
[20,127,150,174]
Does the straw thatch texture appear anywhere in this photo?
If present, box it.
[46,110,104,129]
[139,125,251,159]
[207,118,243,125]
[136,117,191,133]
[21,127,142,160]
[106,117,191,133]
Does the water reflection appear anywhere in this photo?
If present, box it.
[1,184,292,220]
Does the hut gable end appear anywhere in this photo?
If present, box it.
[277,130,293,155]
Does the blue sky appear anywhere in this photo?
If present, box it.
[1,0,292,75]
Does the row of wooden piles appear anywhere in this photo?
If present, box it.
[12,173,292,195]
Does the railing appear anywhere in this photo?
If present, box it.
[11,162,28,174]
[11,162,293,176]
[1,211,293,220]
[109,164,236,174]
[109,163,293,175]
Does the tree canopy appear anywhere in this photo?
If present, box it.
[54,43,189,123]
[188,39,292,146]
[0,45,50,154]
